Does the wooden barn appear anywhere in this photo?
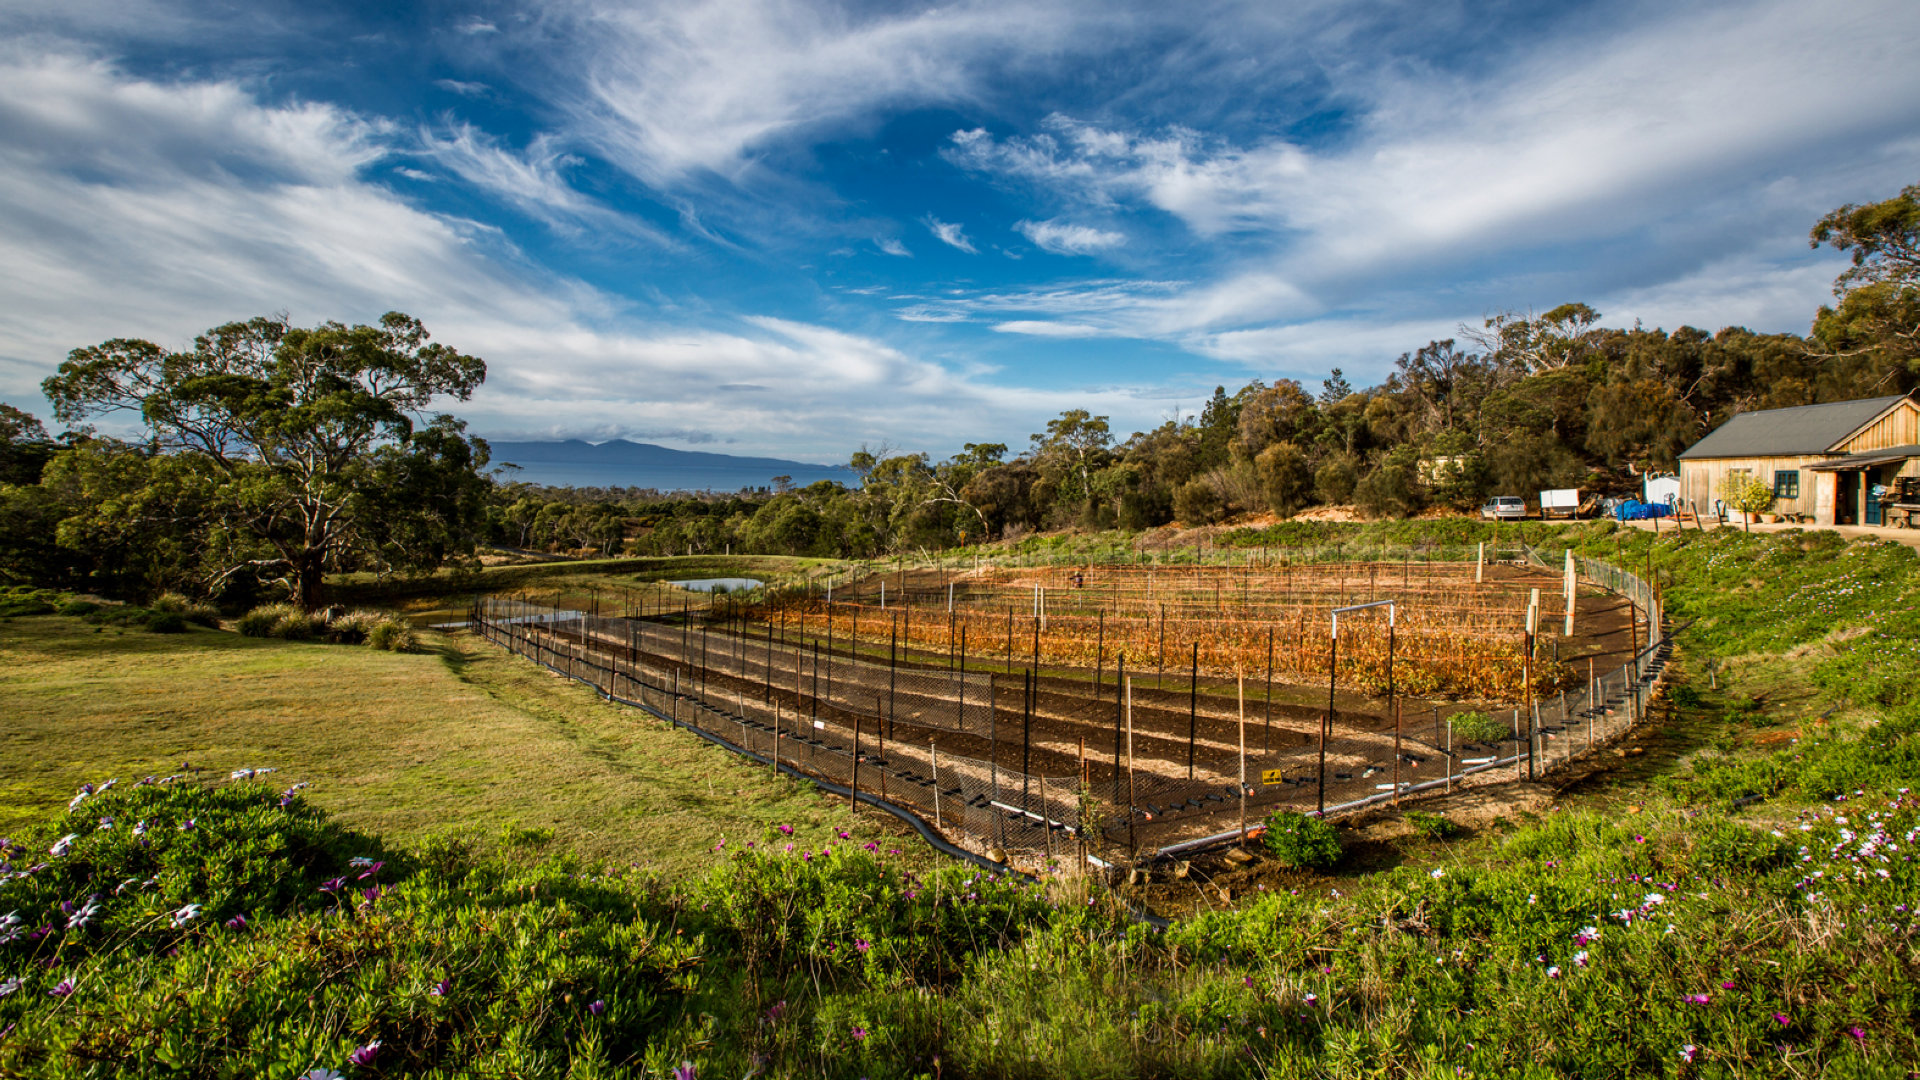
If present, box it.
[1676,392,1920,526]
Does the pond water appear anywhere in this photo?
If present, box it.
[669,577,765,593]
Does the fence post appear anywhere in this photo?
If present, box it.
[1126,675,1136,855]
[1188,642,1200,781]
[1238,674,1247,843]
[931,742,941,829]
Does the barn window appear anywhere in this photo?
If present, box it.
[1773,470,1800,499]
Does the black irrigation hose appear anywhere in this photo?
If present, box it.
[485,626,1173,930]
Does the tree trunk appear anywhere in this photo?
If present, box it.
[297,552,327,611]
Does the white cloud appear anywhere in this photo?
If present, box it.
[923,215,976,253]
[434,79,490,97]
[1014,217,1125,256]
[0,48,1176,458]
[875,237,911,257]
[454,17,498,35]
[417,121,670,242]
[946,0,1920,338]
[544,0,1088,185]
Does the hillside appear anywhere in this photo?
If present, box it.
[2,524,1918,1077]
[487,438,858,492]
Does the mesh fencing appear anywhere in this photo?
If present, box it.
[467,550,1666,864]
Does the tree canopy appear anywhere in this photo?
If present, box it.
[40,312,489,607]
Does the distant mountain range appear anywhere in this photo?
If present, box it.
[485,439,857,493]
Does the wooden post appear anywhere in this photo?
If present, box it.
[1390,613,1401,807]
[851,715,861,812]
[1126,675,1136,855]
[1188,642,1199,781]
[1476,541,1485,583]
[1237,674,1247,844]
[1321,621,1336,815]
[931,741,940,827]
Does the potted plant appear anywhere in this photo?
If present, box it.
[1719,474,1775,532]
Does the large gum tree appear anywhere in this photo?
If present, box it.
[43,312,490,609]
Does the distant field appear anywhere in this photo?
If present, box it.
[333,552,849,624]
[0,617,907,873]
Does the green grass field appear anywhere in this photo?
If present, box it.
[0,617,904,874]
[6,524,1920,1077]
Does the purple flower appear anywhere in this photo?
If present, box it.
[673,1063,697,1080]
[347,1040,381,1066]
[1720,980,1737,990]
[1243,975,1255,988]
[766,1000,787,1024]
[588,999,606,1015]
[854,939,870,953]
[1681,993,1712,1005]
[225,914,247,930]
[319,877,347,894]
[1679,1044,1699,1063]
[1547,966,1562,979]
[48,979,74,998]
[776,824,793,835]
[1848,1026,1867,1042]
[356,861,385,880]
[1772,1012,1790,1026]
[430,979,451,997]
[851,1025,868,1042]
[49,834,78,858]
[179,819,196,832]
[0,978,19,997]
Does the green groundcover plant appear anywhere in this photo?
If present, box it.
[6,526,1920,1077]
[6,764,1914,1077]
[1262,810,1344,869]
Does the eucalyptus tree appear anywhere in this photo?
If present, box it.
[43,312,490,608]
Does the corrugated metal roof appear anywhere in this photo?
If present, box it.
[1807,444,1920,470]
[1678,395,1908,459]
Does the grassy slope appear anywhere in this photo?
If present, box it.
[0,618,899,875]
[6,522,1920,1077]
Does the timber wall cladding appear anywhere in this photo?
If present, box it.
[1837,399,1920,453]
[1680,454,1829,516]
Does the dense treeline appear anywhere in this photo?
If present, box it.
[0,183,1915,601]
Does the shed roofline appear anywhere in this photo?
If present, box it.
[1827,390,1920,452]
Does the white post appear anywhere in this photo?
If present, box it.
[948,581,954,613]
[1476,542,1485,583]
[880,582,886,610]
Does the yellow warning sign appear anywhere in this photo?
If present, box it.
[1260,768,1284,785]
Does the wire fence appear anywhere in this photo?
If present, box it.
[466,548,1667,867]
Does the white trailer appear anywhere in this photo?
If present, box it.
[1540,488,1581,519]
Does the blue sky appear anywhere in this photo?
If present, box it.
[1,0,1917,462]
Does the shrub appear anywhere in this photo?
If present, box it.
[272,609,325,640]
[1261,810,1343,868]
[237,602,320,639]
[326,609,384,644]
[1405,809,1459,840]
[1314,456,1359,504]
[57,599,102,617]
[0,589,58,616]
[236,603,294,637]
[1448,710,1509,745]
[1172,478,1224,525]
[151,591,222,627]
[366,618,417,653]
[146,611,188,634]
